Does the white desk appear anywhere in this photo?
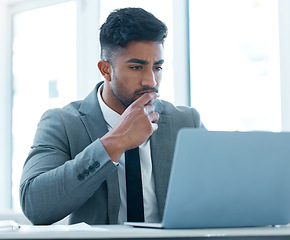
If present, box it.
[1,224,290,240]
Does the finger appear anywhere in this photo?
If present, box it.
[152,123,158,132]
[133,92,159,107]
[148,112,159,123]
[144,104,155,115]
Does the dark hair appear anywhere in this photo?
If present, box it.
[100,7,168,62]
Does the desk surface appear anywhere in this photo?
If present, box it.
[2,224,290,240]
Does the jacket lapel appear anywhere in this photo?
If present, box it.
[151,100,174,220]
[79,83,108,142]
[79,82,120,224]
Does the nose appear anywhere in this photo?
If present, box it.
[141,69,157,88]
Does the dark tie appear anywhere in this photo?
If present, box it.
[125,147,145,222]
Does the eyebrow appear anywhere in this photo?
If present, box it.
[126,58,164,65]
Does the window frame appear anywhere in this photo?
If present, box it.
[279,0,290,131]
[0,0,13,210]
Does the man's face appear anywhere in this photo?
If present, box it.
[104,41,164,113]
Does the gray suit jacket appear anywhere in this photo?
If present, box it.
[20,82,204,225]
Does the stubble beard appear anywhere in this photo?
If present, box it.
[110,74,134,109]
[110,86,132,109]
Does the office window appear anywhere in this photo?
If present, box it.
[99,0,174,103]
[189,0,280,131]
[12,1,77,210]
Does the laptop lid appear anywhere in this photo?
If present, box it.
[161,129,290,229]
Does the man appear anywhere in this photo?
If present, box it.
[20,7,204,225]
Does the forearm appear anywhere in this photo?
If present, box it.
[20,139,116,225]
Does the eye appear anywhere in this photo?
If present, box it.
[155,66,163,71]
[130,66,142,70]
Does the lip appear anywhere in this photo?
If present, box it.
[136,91,155,96]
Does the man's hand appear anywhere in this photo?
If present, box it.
[100,92,159,162]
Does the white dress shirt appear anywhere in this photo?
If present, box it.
[97,85,160,224]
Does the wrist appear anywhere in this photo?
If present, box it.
[100,133,126,162]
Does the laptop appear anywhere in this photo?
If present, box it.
[125,129,290,229]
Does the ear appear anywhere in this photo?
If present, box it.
[98,60,112,82]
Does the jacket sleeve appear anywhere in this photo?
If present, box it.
[19,109,117,225]
[190,107,206,129]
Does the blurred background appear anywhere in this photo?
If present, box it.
[0,0,290,223]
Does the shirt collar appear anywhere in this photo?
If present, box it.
[97,83,120,129]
